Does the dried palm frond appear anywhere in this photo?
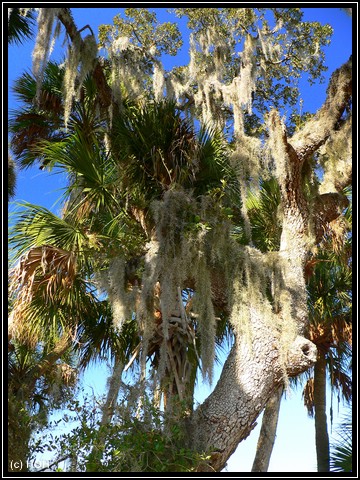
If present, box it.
[9,246,77,344]
[303,377,315,417]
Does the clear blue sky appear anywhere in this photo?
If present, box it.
[7,7,352,473]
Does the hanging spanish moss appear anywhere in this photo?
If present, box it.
[153,60,165,101]
[32,8,61,102]
[95,257,135,331]
[63,33,97,128]
[319,116,352,194]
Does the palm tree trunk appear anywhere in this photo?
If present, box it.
[314,350,330,472]
[251,384,283,472]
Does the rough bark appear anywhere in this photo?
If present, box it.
[314,193,350,242]
[186,57,352,471]
[187,311,316,472]
[314,351,330,472]
[251,385,284,472]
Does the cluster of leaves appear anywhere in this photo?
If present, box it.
[98,8,183,57]
[41,392,209,473]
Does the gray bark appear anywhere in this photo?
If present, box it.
[251,385,283,472]
[188,313,316,472]
[100,359,124,426]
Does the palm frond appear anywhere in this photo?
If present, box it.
[111,100,198,197]
[36,129,122,217]
[246,177,282,252]
[330,409,352,472]
[8,8,36,45]
[302,377,315,417]
[8,154,17,200]
[194,126,238,200]
[78,305,139,369]
[9,63,66,168]
[9,202,87,259]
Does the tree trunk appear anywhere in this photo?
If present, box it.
[314,351,330,472]
[251,384,284,472]
[186,57,351,472]
[187,313,316,472]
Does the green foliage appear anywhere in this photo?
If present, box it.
[45,393,209,472]
[98,8,182,57]
[9,61,66,168]
[330,408,352,472]
[8,8,36,45]
[246,178,282,252]
[8,154,16,200]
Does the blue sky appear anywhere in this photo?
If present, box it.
[7,6,352,473]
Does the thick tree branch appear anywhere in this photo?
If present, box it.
[187,310,317,472]
[251,384,283,472]
[290,57,352,161]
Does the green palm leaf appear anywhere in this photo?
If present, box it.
[8,8,36,46]
[246,177,282,252]
[330,409,352,472]
[9,202,87,259]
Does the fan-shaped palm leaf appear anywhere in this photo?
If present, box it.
[111,100,198,199]
[10,62,106,169]
[9,202,88,258]
[330,409,352,472]
[9,62,65,168]
[36,128,122,216]
[8,8,36,46]
[246,177,282,252]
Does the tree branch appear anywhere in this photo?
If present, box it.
[35,455,70,472]
[23,334,72,394]
[290,56,352,161]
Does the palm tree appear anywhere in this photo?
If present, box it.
[9,60,239,466]
[303,203,352,472]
